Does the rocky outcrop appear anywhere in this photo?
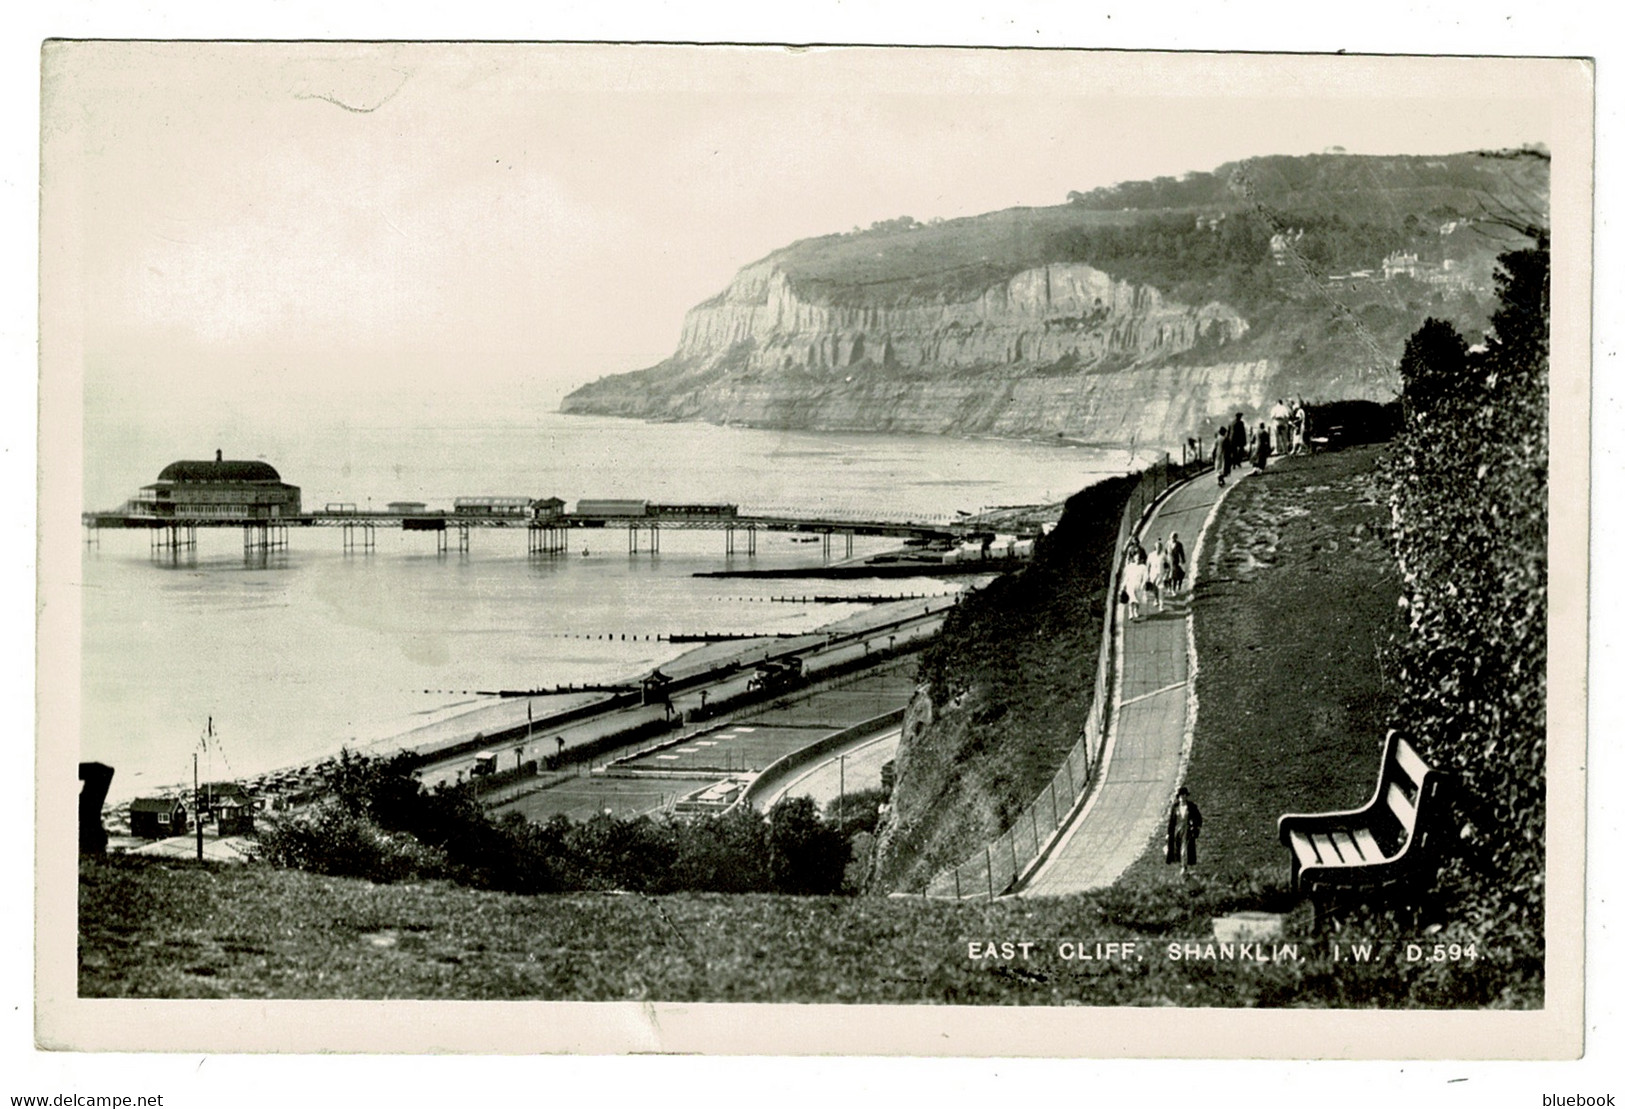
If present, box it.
[564,259,1382,448]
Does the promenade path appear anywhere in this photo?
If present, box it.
[1020,468,1241,896]
[412,600,943,788]
[754,726,902,810]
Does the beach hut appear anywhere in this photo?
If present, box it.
[129,797,188,839]
[213,795,255,835]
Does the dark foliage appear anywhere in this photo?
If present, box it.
[915,473,1136,709]
[1308,399,1403,447]
[1388,240,1548,942]
[767,797,851,895]
[257,751,857,897]
[824,787,889,838]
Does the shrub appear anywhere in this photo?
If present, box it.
[255,803,445,883]
[668,808,773,893]
[824,788,888,838]
[257,751,873,896]
[767,797,850,895]
[1388,240,1548,936]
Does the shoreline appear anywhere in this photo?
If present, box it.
[108,584,964,818]
[555,402,1145,459]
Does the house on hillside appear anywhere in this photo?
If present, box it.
[129,797,188,839]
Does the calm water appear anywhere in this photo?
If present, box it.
[80,405,1130,801]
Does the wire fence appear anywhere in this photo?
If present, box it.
[923,450,1209,900]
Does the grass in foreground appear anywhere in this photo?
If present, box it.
[80,852,1529,1007]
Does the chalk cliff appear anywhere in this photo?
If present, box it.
[565,259,1348,448]
[563,151,1545,448]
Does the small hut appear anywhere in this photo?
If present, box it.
[129,797,188,839]
[213,795,255,836]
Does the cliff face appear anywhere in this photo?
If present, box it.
[676,261,1246,374]
[564,151,1543,446]
[563,260,1360,446]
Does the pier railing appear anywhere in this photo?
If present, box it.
[923,451,1207,900]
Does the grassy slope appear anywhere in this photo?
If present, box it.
[79,853,1522,1006]
[769,152,1547,309]
[1119,444,1402,888]
[872,476,1134,893]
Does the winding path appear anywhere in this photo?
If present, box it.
[1019,469,1241,895]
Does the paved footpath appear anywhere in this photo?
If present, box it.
[1020,469,1241,896]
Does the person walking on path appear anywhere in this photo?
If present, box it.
[1122,541,1149,621]
[1270,398,1291,456]
[1213,425,1231,485]
[1228,412,1249,470]
[1167,532,1187,595]
[1292,397,1310,455]
[1252,421,1272,472]
[1166,786,1203,877]
[1146,539,1167,613]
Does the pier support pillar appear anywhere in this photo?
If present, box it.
[340,521,372,552]
[527,523,568,556]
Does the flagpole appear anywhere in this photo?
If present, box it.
[193,751,203,861]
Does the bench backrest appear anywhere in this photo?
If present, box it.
[1377,736,1438,848]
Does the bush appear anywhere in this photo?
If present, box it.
[1388,241,1548,936]
[668,808,772,893]
[255,803,445,883]
[256,751,872,896]
[824,788,888,838]
[767,797,850,895]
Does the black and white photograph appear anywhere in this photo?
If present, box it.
[22,20,1601,1086]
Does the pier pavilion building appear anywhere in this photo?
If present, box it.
[126,450,302,520]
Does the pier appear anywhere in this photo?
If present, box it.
[84,453,1035,565]
[82,504,972,559]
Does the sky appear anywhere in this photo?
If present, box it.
[44,44,1562,415]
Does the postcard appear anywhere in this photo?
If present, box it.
[35,42,1591,1059]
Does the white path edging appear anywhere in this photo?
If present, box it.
[1170,470,1251,828]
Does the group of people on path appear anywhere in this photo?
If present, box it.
[1211,398,1311,485]
[1120,531,1186,621]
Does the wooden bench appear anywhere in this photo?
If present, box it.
[1277,735,1447,902]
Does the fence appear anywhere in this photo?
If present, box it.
[923,451,1208,900]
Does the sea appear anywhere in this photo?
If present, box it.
[77,401,1132,802]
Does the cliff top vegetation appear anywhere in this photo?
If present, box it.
[754,150,1548,311]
